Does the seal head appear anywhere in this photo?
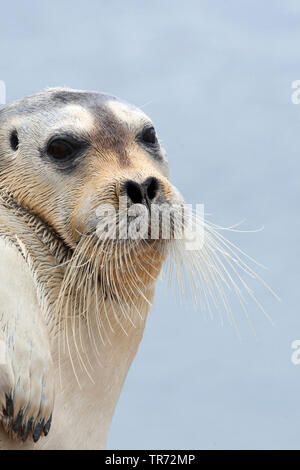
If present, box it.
[0,88,180,253]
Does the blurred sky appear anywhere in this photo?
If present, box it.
[0,0,299,450]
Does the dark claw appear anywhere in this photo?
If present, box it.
[21,417,33,442]
[33,419,44,443]
[13,410,23,433]
[43,414,52,436]
[5,394,14,417]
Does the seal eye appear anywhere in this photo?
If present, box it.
[10,130,19,151]
[141,127,157,145]
[47,139,74,160]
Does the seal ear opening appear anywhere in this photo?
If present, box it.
[10,130,19,151]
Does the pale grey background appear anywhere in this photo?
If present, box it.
[0,0,299,450]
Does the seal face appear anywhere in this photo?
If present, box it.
[0,88,177,250]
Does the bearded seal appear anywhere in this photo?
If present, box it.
[0,88,184,449]
[0,88,275,449]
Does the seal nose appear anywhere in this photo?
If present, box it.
[123,177,160,204]
[124,180,143,204]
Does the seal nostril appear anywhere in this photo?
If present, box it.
[124,180,143,204]
[145,177,159,201]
